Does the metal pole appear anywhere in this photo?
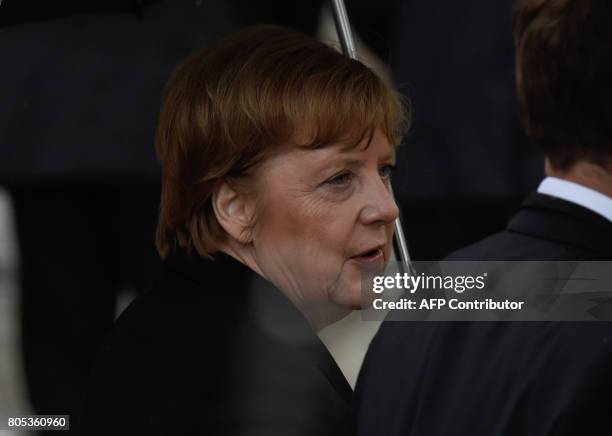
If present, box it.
[329,0,413,273]
[329,0,357,59]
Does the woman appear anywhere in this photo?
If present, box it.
[83,25,407,436]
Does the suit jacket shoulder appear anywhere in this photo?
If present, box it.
[355,193,612,436]
[447,193,612,260]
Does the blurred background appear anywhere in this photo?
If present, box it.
[0,0,542,434]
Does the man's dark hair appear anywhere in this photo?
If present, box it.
[514,0,612,170]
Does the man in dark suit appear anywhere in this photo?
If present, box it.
[355,0,612,434]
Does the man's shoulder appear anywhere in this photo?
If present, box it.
[445,191,612,261]
[445,228,573,261]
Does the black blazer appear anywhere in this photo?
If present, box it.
[82,251,352,436]
[355,193,612,436]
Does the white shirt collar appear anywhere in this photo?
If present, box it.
[537,176,612,222]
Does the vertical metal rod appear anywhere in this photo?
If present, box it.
[329,0,357,59]
[329,0,413,271]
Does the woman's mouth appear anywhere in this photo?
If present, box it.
[350,248,384,265]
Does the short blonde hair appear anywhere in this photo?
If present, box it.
[155,25,409,259]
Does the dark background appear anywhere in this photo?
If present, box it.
[0,0,543,259]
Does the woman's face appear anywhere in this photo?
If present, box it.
[250,128,399,327]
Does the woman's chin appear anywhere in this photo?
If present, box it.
[333,283,365,311]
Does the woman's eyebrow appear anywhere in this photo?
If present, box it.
[335,158,364,169]
[321,153,396,171]
[312,154,363,169]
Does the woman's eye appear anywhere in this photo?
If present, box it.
[326,171,353,187]
[379,164,396,179]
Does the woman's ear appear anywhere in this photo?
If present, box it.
[212,181,254,244]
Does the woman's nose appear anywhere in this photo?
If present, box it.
[359,178,400,225]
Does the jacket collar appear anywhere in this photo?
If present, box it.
[508,192,612,257]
